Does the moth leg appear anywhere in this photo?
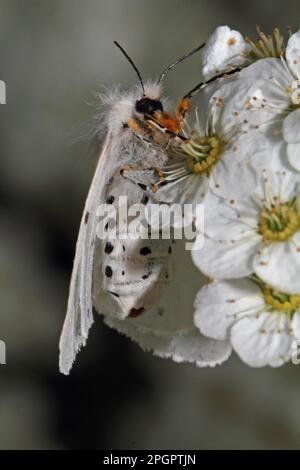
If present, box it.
[145,116,187,144]
[127,118,146,138]
[176,97,190,121]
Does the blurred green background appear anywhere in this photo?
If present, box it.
[1,0,300,450]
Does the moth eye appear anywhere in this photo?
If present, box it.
[105,266,113,278]
[104,242,114,254]
[106,195,115,205]
[140,247,152,256]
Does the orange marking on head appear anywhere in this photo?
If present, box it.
[159,114,182,133]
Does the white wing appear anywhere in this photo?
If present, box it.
[59,133,112,375]
[96,236,231,367]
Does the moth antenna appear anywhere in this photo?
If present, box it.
[114,41,145,96]
[158,42,206,84]
[183,67,241,99]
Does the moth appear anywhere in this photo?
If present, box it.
[59,41,206,375]
[121,65,241,202]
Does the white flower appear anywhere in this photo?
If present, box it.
[194,277,300,367]
[201,26,251,80]
[93,237,231,367]
[153,77,271,204]
[240,30,300,172]
[193,168,300,294]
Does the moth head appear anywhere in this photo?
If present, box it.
[135,96,164,116]
[113,40,205,131]
[113,40,205,106]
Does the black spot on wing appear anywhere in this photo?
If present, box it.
[141,194,149,205]
[106,195,115,205]
[84,212,90,224]
[142,271,152,280]
[140,247,152,256]
[104,242,114,254]
[105,266,113,278]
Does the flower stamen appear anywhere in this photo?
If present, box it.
[259,200,300,241]
[264,287,300,314]
[178,134,222,175]
[246,27,285,59]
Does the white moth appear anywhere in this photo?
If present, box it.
[59,41,207,375]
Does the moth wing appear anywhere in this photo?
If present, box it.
[59,133,112,375]
[97,234,171,319]
[99,236,231,367]
[93,168,172,319]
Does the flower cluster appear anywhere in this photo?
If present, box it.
[164,25,300,368]
[186,27,300,367]
[102,25,300,370]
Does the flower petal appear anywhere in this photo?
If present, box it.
[192,234,259,279]
[253,233,300,294]
[194,279,263,341]
[287,142,300,171]
[240,58,293,106]
[201,26,250,80]
[286,30,300,78]
[211,133,270,200]
[283,108,300,144]
[203,192,260,239]
[231,313,293,367]
[255,167,300,204]
[210,77,283,134]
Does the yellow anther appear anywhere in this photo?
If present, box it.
[259,203,300,242]
[180,134,222,176]
[264,287,300,314]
